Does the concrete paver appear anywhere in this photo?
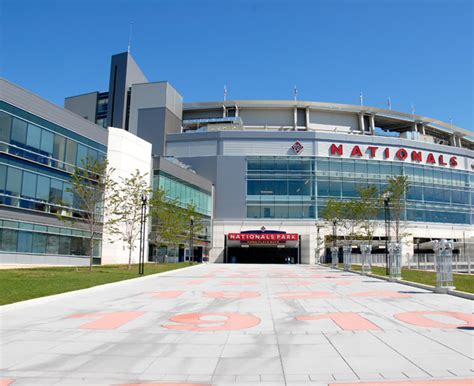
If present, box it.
[0,263,473,385]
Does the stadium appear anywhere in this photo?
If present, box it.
[1,51,473,267]
[172,100,474,265]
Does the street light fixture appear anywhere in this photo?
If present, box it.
[382,191,392,275]
[138,192,148,276]
[189,215,194,265]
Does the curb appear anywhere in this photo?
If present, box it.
[329,265,474,301]
[0,263,201,312]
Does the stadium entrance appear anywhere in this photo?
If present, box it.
[225,230,300,264]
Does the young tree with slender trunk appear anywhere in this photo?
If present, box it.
[107,170,151,270]
[60,156,116,272]
[182,202,204,263]
[357,185,380,245]
[321,199,345,248]
[385,175,410,244]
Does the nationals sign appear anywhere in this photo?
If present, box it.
[228,233,299,242]
[329,143,458,168]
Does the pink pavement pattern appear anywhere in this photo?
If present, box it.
[67,311,145,329]
[1,264,473,385]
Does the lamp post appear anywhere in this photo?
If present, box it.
[189,215,194,264]
[383,191,392,275]
[138,192,148,276]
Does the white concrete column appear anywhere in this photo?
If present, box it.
[358,113,365,133]
[305,107,310,130]
[369,114,376,134]
[294,106,297,130]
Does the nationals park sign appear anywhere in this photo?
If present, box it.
[228,233,299,243]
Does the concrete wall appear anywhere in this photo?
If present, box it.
[308,110,359,132]
[101,127,152,265]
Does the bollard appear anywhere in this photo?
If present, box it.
[343,245,352,271]
[433,239,455,293]
[388,242,402,280]
[360,244,372,274]
[331,246,339,268]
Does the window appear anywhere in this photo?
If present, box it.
[17,231,33,253]
[26,124,42,149]
[53,135,66,168]
[65,139,77,170]
[21,171,37,198]
[32,233,47,254]
[10,118,27,145]
[1,229,17,252]
[76,144,88,166]
[0,111,12,150]
[40,130,54,155]
[6,167,22,196]
[50,179,63,204]
[36,175,50,201]
[0,164,6,193]
[46,235,59,254]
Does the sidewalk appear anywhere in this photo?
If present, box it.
[1,264,472,385]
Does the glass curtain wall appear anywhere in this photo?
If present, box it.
[246,156,472,225]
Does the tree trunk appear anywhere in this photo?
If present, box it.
[89,236,94,273]
[128,246,132,270]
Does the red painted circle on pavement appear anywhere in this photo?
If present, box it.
[0,379,16,386]
[148,291,184,299]
[162,312,261,331]
[205,291,261,299]
[394,311,474,329]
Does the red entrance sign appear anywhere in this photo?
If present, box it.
[228,233,299,241]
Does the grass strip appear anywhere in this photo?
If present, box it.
[0,262,195,305]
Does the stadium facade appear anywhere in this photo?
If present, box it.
[1,51,472,265]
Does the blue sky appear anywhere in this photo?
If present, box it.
[1,0,473,131]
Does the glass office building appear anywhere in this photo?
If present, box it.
[0,79,108,265]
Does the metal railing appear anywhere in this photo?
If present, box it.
[346,253,472,273]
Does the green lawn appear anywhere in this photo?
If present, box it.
[0,262,194,305]
[346,264,474,294]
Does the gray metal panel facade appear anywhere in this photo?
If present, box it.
[106,52,148,129]
[64,92,98,122]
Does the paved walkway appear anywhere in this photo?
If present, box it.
[0,264,473,386]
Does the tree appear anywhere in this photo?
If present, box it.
[149,189,187,262]
[107,170,151,270]
[60,156,116,272]
[357,185,380,245]
[320,199,345,247]
[182,202,204,263]
[340,199,362,244]
[385,175,410,243]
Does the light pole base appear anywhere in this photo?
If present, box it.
[434,286,455,294]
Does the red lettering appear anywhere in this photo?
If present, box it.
[395,148,408,161]
[394,311,474,329]
[384,148,390,158]
[163,312,261,331]
[449,156,458,167]
[438,155,447,166]
[411,151,422,162]
[367,146,378,157]
[330,144,343,156]
[426,153,436,164]
[296,312,381,331]
[350,145,363,157]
